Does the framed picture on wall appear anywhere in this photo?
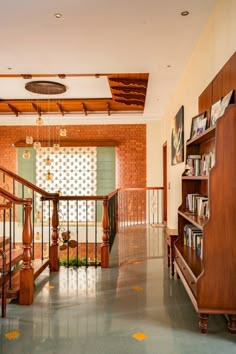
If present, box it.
[171,106,184,165]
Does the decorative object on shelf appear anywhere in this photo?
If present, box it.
[171,105,184,165]
[22,150,31,159]
[190,112,207,139]
[218,89,234,118]
[210,98,222,126]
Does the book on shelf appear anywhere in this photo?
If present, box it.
[184,151,215,176]
[183,224,203,255]
[186,194,209,217]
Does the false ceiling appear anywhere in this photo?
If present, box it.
[0,73,148,117]
[0,0,217,124]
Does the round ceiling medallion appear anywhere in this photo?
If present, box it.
[25,81,66,95]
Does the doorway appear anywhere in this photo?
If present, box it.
[163,142,167,223]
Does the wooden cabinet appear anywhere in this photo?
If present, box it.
[174,104,236,333]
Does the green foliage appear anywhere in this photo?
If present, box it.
[59,257,101,267]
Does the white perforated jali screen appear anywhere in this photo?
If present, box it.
[36,147,97,222]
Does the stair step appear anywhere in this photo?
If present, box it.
[0,258,50,300]
[0,247,23,272]
[0,237,10,248]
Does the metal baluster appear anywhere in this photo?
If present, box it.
[86,200,88,267]
[95,200,97,267]
[76,200,79,267]
[9,208,12,290]
[67,200,69,267]
[41,200,44,260]
[32,191,35,259]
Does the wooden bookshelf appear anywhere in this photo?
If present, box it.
[174,104,236,333]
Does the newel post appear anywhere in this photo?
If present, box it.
[49,197,60,271]
[101,197,109,268]
[19,198,34,305]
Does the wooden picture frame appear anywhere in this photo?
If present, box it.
[171,105,184,165]
[190,112,207,139]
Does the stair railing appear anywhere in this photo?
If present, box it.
[0,249,7,317]
[0,166,59,272]
[0,187,34,304]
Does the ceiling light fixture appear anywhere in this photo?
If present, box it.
[181,11,189,16]
[25,81,66,95]
[54,13,62,18]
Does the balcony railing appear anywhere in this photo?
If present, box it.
[0,165,163,306]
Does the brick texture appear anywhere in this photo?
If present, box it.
[0,124,146,188]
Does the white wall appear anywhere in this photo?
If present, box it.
[148,0,236,228]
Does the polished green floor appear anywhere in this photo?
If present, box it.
[1,226,235,353]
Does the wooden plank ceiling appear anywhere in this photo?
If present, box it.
[0,73,149,117]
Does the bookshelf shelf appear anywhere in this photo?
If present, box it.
[178,210,206,230]
[175,244,202,278]
[182,176,208,181]
[174,104,236,334]
[186,125,215,146]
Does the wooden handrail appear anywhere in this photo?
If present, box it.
[0,165,58,199]
[118,187,164,191]
[0,187,29,205]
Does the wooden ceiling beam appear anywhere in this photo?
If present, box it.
[56,102,65,116]
[81,102,87,116]
[32,102,42,115]
[7,103,19,117]
[106,102,111,116]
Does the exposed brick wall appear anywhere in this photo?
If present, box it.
[0,124,146,188]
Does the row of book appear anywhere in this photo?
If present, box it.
[186,193,209,217]
[183,223,203,259]
[185,152,215,176]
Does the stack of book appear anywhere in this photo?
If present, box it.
[185,152,215,176]
[186,193,209,217]
[183,223,203,259]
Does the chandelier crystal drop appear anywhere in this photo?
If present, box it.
[53,143,60,151]
[45,170,53,181]
[59,128,67,137]
[36,116,43,125]
[45,156,52,166]
[22,150,31,159]
[26,135,33,144]
[33,141,41,149]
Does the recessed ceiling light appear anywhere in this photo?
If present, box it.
[181,11,189,16]
[54,13,62,19]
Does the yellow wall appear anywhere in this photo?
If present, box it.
[147,0,236,228]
